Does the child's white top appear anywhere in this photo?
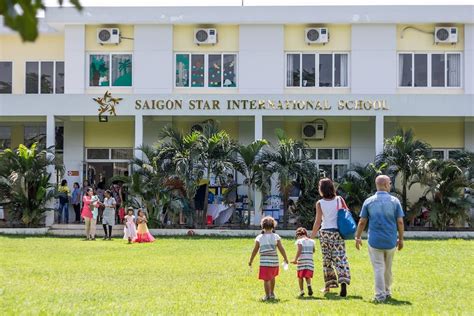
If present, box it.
[255,233,281,267]
[295,238,315,271]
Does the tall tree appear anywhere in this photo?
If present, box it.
[0,143,60,226]
[262,129,313,227]
[377,128,431,212]
[232,140,272,226]
[0,0,82,42]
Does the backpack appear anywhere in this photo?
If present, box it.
[336,196,356,240]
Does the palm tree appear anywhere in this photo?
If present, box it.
[376,128,431,212]
[410,159,474,230]
[262,129,313,227]
[128,145,166,227]
[0,143,59,227]
[232,140,272,226]
[337,163,387,215]
[294,162,321,228]
[156,126,206,226]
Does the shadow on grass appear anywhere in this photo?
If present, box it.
[324,293,364,301]
[372,297,412,306]
[297,296,323,301]
[259,298,290,304]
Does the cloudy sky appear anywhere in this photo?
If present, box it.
[43,0,472,6]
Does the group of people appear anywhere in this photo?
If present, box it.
[57,179,155,243]
[249,175,404,303]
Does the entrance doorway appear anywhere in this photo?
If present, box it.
[84,148,132,186]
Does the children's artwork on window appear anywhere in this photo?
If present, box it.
[111,54,132,86]
[208,54,222,87]
[191,54,205,87]
[90,54,110,86]
[176,54,190,87]
[223,54,236,87]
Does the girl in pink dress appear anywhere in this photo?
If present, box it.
[133,209,155,243]
[123,207,137,244]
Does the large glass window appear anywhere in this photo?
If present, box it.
[302,148,350,180]
[24,125,46,147]
[0,62,13,94]
[175,53,237,88]
[398,54,412,87]
[286,54,300,87]
[89,53,132,87]
[0,126,11,149]
[25,61,64,94]
[25,62,39,94]
[399,52,461,88]
[431,54,445,87]
[414,54,428,87]
[286,53,349,88]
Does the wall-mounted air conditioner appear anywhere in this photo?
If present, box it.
[194,28,217,45]
[97,28,120,45]
[434,27,458,44]
[302,123,325,140]
[305,28,329,44]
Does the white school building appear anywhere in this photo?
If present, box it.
[0,5,473,225]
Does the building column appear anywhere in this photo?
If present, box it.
[465,119,474,152]
[134,114,144,161]
[253,115,263,226]
[64,25,85,94]
[375,115,384,156]
[45,115,56,227]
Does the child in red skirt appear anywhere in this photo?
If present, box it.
[248,216,289,301]
[291,227,315,297]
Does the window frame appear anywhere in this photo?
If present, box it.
[0,126,12,150]
[284,52,350,89]
[85,148,134,162]
[397,52,463,89]
[87,52,134,88]
[432,148,464,161]
[24,61,64,94]
[301,147,351,179]
[0,61,13,94]
[174,52,239,89]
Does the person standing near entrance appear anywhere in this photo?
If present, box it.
[57,180,70,224]
[81,188,96,240]
[355,175,405,303]
[102,190,116,240]
[71,182,81,223]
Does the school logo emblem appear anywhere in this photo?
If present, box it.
[93,91,123,122]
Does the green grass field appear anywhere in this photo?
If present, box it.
[0,236,472,315]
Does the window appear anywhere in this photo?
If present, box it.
[301,148,350,179]
[0,127,11,149]
[286,53,349,88]
[432,149,463,161]
[25,61,64,94]
[175,53,237,88]
[24,125,46,147]
[0,62,12,94]
[86,148,133,160]
[89,53,132,87]
[398,52,461,88]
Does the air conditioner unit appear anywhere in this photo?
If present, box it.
[434,27,458,44]
[97,28,120,45]
[194,28,217,45]
[302,123,325,140]
[305,28,329,44]
[191,123,204,133]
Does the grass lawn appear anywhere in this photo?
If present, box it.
[0,236,472,315]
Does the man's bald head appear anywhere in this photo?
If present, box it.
[375,175,391,192]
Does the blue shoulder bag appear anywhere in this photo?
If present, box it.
[336,196,356,240]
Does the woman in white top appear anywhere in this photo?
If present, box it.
[102,190,116,240]
[310,178,351,297]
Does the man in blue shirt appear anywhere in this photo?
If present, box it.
[355,175,405,302]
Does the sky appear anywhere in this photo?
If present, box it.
[44,0,474,6]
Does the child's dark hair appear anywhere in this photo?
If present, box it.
[295,227,308,238]
[137,209,144,217]
[260,216,277,231]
